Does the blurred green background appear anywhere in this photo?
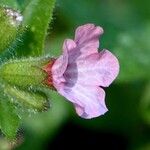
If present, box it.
[1,0,150,149]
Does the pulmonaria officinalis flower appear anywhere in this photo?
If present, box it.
[43,24,119,119]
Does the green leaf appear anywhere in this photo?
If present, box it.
[0,0,30,11]
[16,0,56,57]
[0,0,19,10]
[0,93,20,139]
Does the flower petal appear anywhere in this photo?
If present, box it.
[52,44,68,77]
[52,43,69,86]
[63,39,76,51]
[62,24,104,63]
[64,49,119,87]
[57,84,108,119]
[97,49,119,87]
[74,24,103,54]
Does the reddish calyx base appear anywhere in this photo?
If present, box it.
[42,59,56,89]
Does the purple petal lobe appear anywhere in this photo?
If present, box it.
[64,24,104,63]
[97,49,119,87]
[52,50,68,77]
[63,50,119,87]
[74,24,103,54]
[63,39,76,51]
[57,84,108,119]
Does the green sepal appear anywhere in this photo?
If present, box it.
[0,57,50,88]
[3,84,50,112]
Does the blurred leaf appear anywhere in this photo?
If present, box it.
[0,0,30,11]
[45,34,67,56]
[0,138,10,150]
[115,23,150,82]
[57,0,135,27]
[0,0,19,10]
[134,142,150,150]
[140,82,150,124]
[0,93,20,139]
[15,0,56,57]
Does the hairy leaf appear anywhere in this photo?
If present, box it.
[16,0,56,56]
[0,92,20,139]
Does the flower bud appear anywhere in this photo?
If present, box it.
[0,57,54,112]
[3,84,49,112]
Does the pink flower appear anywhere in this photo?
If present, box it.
[44,24,119,119]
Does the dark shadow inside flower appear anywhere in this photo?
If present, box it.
[63,47,82,88]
